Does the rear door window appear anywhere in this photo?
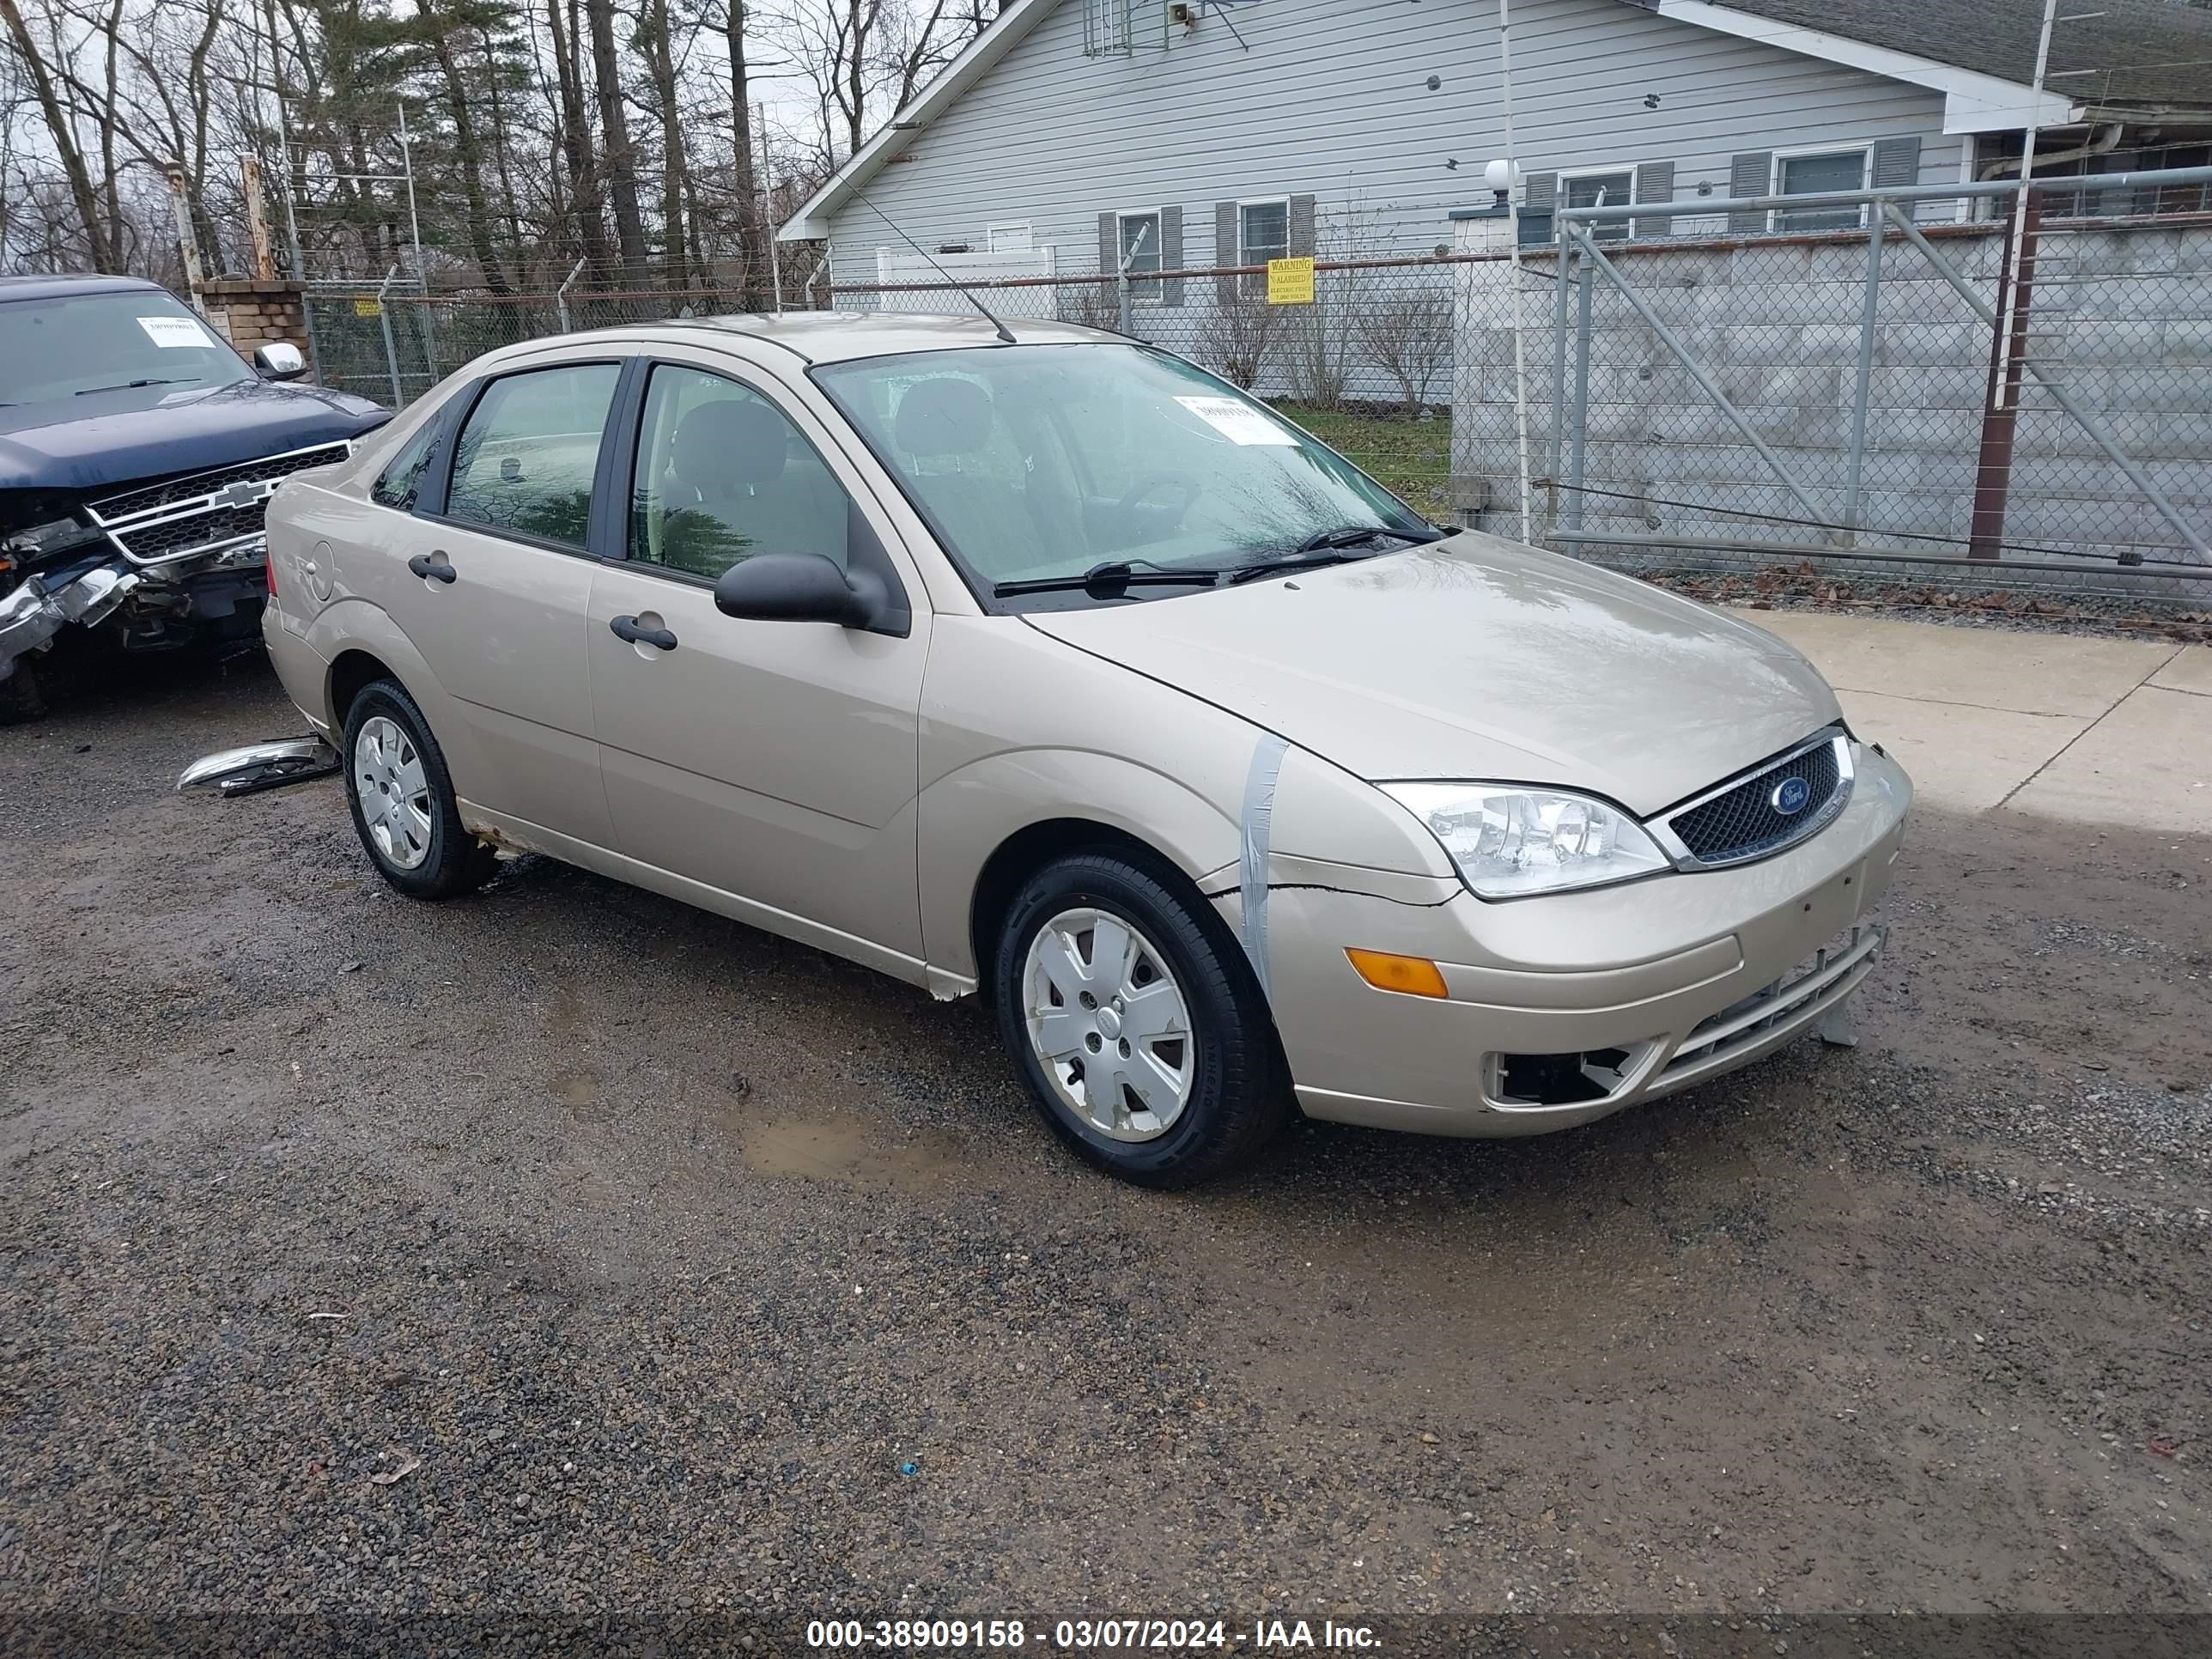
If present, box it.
[444,362,621,550]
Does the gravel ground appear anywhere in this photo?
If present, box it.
[2,655,2208,1654]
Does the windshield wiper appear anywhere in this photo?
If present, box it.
[1225,523,1446,585]
[75,377,190,396]
[994,558,1222,599]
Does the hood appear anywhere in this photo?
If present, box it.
[1023,533,1843,817]
[0,378,387,496]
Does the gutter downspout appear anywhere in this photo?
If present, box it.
[1977,121,2124,182]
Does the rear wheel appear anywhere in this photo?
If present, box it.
[993,851,1290,1186]
[341,678,495,900]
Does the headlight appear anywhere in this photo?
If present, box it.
[1381,781,1672,898]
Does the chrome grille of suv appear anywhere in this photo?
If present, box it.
[86,441,351,566]
[1651,729,1853,870]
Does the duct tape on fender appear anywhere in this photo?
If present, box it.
[1237,733,1291,1000]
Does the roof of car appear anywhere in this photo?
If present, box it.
[0,273,170,303]
[572,310,1125,365]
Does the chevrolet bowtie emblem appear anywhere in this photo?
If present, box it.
[212,479,276,512]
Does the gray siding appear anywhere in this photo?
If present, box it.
[825,0,1966,281]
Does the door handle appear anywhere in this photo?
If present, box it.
[407,552,456,584]
[610,614,678,651]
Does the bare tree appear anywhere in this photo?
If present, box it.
[1354,288,1450,416]
[1195,287,1281,390]
[1,0,119,268]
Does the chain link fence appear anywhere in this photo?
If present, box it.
[1474,166,2212,595]
[296,177,2212,600]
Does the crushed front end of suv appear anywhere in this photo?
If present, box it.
[0,273,388,719]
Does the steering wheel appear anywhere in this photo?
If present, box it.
[1113,473,1201,527]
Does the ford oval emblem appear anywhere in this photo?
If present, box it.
[1771,775,1813,816]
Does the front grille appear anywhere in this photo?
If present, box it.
[1656,730,1850,868]
[87,441,351,566]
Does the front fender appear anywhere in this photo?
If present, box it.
[918,749,1244,985]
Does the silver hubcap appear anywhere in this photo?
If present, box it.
[1022,907,1194,1143]
[353,715,433,871]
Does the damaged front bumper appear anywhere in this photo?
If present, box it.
[0,561,143,684]
[0,537,268,687]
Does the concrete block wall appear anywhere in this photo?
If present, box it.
[200,278,309,362]
[1451,213,2212,589]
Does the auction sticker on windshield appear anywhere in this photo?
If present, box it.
[1175,396,1296,447]
[138,315,216,349]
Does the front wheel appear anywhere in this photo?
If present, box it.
[341,678,495,900]
[992,851,1290,1187]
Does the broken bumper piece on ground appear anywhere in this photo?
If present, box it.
[177,736,342,796]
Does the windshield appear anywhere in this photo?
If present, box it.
[811,343,1429,605]
[0,289,253,407]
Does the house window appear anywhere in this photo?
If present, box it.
[987,221,1033,253]
[1774,149,1869,230]
[1116,210,1163,303]
[1238,198,1290,265]
[1561,168,1635,242]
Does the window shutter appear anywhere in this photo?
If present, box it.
[1632,161,1674,240]
[1871,136,1922,222]
[1097,211,1117,276]
[1287,193,1317,258]
[1520,171,1557,246]
[1160,204,1184,306]
[1728,152,1772,234]
[1214,200,1239,304]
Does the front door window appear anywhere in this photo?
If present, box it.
[628,365,852,580]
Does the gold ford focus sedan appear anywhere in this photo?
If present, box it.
[253,313,1911,1185]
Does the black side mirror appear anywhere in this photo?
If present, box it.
[714,552,899,634]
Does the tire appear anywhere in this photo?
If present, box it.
[0,659,43,726]
[992,850,1291,1187]
[340,678,495,900]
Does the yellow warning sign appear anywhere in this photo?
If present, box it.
[1266,256,1315,306]
[352,297,382,318]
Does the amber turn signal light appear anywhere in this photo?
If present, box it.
[1345,948,1449,999]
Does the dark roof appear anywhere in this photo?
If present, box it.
[1705,0,2212,112]
[0,274,165,302]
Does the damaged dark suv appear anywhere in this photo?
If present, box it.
[1,273,389,720]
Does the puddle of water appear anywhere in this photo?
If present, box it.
[740,1116,959,1195]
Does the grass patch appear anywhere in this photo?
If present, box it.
[1271,402,1453,518]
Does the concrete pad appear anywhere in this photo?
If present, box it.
[2150,643,2212,697]
[1833,689,2088,816]
[1729,607,2179,719]
[2004,687,2212,835]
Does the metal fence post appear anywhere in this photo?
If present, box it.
[556,257,586,334]
[1117,267,1132,335]
[374,264,404,409]
[1546,228,1572,535]
[1565,252,1595,536]
[1841,206,1887,540]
